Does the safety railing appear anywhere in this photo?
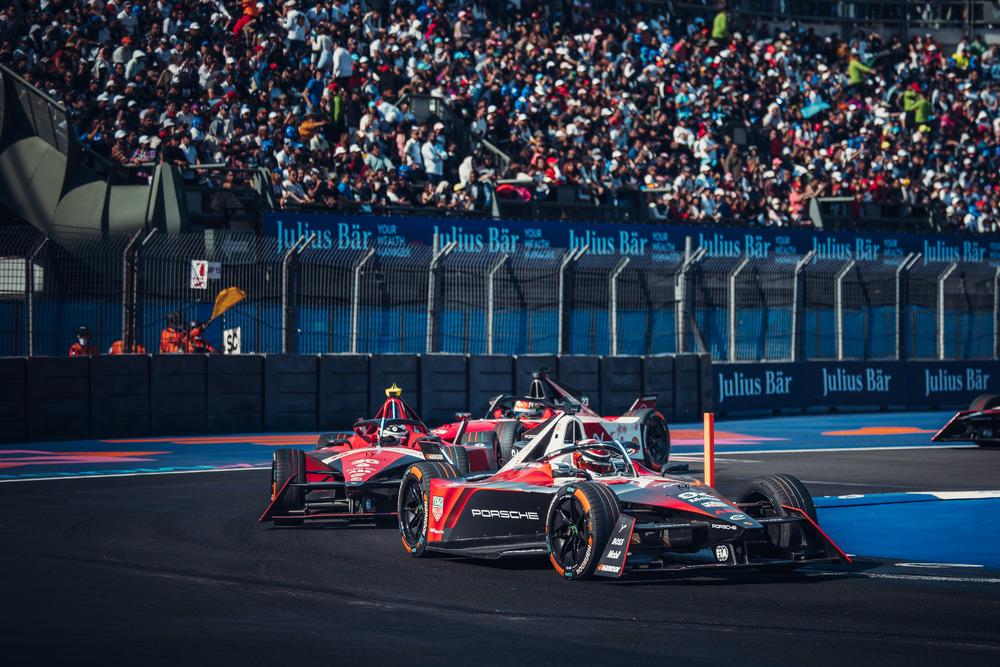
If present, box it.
[1,227,998,360]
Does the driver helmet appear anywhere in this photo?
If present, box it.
[513,400,543,419]
[572,443,614,475]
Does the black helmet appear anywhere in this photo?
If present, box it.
[76,326,91,338]
[167,311,181,327]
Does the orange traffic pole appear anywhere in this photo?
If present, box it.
[703,412,715,488]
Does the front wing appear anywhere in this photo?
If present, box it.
[593,506,850,577]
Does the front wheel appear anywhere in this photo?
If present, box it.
[545,481,619,580]
[398,461,459,557]
[271,449,306,526]
[737,473,816,551]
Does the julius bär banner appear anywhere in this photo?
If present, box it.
[714,361,1000,414]
[265,212,1000,263]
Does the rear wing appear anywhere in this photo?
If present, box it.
[624,395,657,415]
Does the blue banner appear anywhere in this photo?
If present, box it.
[713,360,1000,414]
[265,211,1000,263]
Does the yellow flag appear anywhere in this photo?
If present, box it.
[209,286,246,322]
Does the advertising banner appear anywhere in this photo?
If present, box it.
[714,360,1000,414]
[264,211,1000,264]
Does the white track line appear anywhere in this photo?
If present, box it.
[822,570,1000,585]
[0,465,269,484]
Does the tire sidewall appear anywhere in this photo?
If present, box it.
[545,484,606,579]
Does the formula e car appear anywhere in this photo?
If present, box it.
[398,411,849,579]
[431,369,671,471]
[932,393,1000,448]
[260,385,494,526]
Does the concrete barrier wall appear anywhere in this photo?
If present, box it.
[91,355,150,437]
[600,356,643,415]
[0,357,26,442]
[369,355,419,416]
[207,355,263,433]
[319,354,368,429]
[468,356,513,412]
[643,356,675,421]
[265,354,317,432]
[27,356,90,440]
[1,353,711,442]
[151,354,206,434]
[557,356,601,413]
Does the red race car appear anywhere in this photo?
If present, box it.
[431,370,671,471]
[399,410,850,580]
[260,384,494,526]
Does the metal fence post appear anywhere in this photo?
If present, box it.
[834,260,856,361]
[350,245,377,354]
[121,230,143,351]
[609,256,630,356]
[558,246,586,355]
[25,236,48,357]
[425,235,456,354]
[281,233,313,354]
[938,262,958,360]
[894,253,917,361]
[727,255,750,362]
[790,251,815,362]
[485,254,510,355]
[676,246,705,354]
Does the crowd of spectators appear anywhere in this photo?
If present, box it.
[1,0,998,231]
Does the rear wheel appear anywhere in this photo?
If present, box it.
[441,445,470,475]
[398,461,459,557]
[641,412,671,471]
[737,473,816,551]
[271,449,306,526]
[545,481,619,580]
[494,420,521,467]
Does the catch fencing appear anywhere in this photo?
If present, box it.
[0,226,998,360]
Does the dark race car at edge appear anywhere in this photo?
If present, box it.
[932,393,1000,448]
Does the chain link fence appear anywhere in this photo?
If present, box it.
[1,226,999,360]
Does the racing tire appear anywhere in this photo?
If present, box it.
[545,481,620,580]
[441,445,471,475]
[494,420,521,467]
[641,411,671,471]
[271,449,307,526]
[737,473,816,551]
[398,461,459,557]
[316,431,353,449]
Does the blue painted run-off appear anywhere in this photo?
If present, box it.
[817,494,1000,570]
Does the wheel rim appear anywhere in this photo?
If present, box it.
[645,418,668,465]
[549,494,591,569]
[401,479,424,542]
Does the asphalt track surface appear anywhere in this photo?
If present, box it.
[3,435,1000,666]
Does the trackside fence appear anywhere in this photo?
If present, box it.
[0,226,998,361]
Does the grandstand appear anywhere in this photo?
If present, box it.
[0,0,996,235]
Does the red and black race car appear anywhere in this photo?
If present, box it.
[260,385,494,526]
[431,369,671,471]
[398,411,849,579]
[932,393,1000,448]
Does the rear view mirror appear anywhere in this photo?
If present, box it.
[455,412,471,421]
